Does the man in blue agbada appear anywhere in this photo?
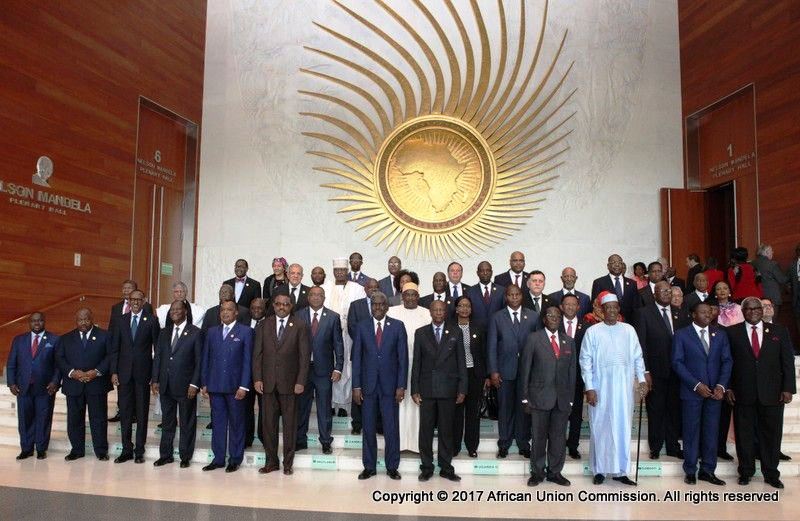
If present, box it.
[580,293,649,485]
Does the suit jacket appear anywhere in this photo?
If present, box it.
[419,293,454,313]
[752,255,788,305]
[352,316,408,396]
[591,274,639,319]
[686,264,704,293]
[108,300,154,334]
[520,329,576,411]
[110,311,161,385]
[672,324,732,401]
[223,276,263,308]
[411,323,467,398]
[633,304,690,379]
[253,315,311,394]
[466,282,506,330]
[348,272,369,286]
[448,320,487,378]
[286,284,310,309]
[684,290,709,313]
[548,289,591,322]
[522,291,553,315]
[56,327,111,396]
[6,330,60,395]
[202,322,253,393]
[152,323,203,398]
[638,285,655,307]
[494,271,528,289]
[487,307,540,380]
[347,297,372,340]
[378,275,396,298]
[788,257,800,313]
[445,283,471,301]
[200,304,251,335]
[727,321,796,406]
[294,306,344,377]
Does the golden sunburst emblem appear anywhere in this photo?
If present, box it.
[302,0,574,259]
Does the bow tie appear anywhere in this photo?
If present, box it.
[236,277,246,283]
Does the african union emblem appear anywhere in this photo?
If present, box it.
[302,0,574,258]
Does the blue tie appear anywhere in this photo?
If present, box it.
[81,332,87,348]
[131,315,139,338]
[614,276,623,299]
[452,285,459,299]
[223,325,230,340]
[435,326,441,343]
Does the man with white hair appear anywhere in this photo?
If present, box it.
[580,293,649,486]
[156,281,205,328]
[752,244,788,316]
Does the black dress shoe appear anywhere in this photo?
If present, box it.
[765,478,784,489]
[36,451,47,460]
[153,457,174,466]
[337,408,348,417]
[779,452,791,461]
[65,453,84,461]
[519,449,531,459]
[613,475,636,486]
[649,451,660,460]
[108,413,121,422]
[259,465,280,474]
[468,451,478,458]
[97,454,109,461]
[358,468,377,480]
[114,454,133,463]
[16,451,34,460]
[684,474,696,485]
[737,476,750,486]
[203,462,225,471]
[387,469,401,480]
[440,470,461,482]
[568,448,581,460]
[180,460,190,468]
[698,472,725,486]
[134,456,145,464]
[322,444,332,454]
[593,474,605,485]
[717,451,734,461]
[418,470,433,481]
[527,475,542,486]
[497,447,508,458]
[283,467,293,475]
[225,463,240,473]
[666,449,685,459]
[546,473,571,486]
[351,427,362,435]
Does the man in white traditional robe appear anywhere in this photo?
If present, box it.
[580,293,649,485]
[324,257,366,416]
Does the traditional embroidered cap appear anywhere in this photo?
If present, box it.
[600,293,619,305]
[333,257,348,269]
[401,282,419,293]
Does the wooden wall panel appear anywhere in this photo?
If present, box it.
[0,2,206,364]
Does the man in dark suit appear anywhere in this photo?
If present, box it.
[201,301,253,473]
[487,284,540,458]
[109,290,160,464]
[494,251,527,290]
[466,261,506,330]
[523,270,553,313]
[560,294,590,459]
[665,263,686,294]
[352,291,408,480]
[347,252,369,286]
[378,256,402,298]
[295,286,344,453]
[521,305,576,486]
[685,254,704,294]
[6,312,59,460]
[726,297,796,489]
[786,243,800,338]
[253,292,311,475]
[347,278,380,435]
[419,271,453,312]
[247,298,267,447]
[548,267,591,321]
[684,272,710,313]
[201,285,251,334]
[223,258,262,309]
[411,300,467,482]
[638,261,664,307]
[152,300,203,468]
[591,254,639,320]
[56,308,111,461]
[672,301,732,485]
[286,263,310,309]
[634,281,689,459]
[445,262,471,301]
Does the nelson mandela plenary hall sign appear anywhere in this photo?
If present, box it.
[0,156,92,215]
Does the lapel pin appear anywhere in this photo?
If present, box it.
[289,322,294,327]
[183,331,188,336]
[246,283,250,287]
[764,327,769,334]
[386,322,391,326]
[472,334,477,338]
[91,337,96,341]
[143,316,148,321]
[523,315,528,320]
[322,312,327,317]
[711,333,716,337]
[445,330,449,335]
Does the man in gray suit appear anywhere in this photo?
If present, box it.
[753,244,787,315]
[520,305,576,487]
[789,243,800,338]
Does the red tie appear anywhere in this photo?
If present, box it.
[31,334,40,358]
[550,333,560,358]
[483,285,490,304]
[311,312,319,338]
[123,301,130,314]
[751,325,760,359]
[566,320,574,338]
[375,322,383,349]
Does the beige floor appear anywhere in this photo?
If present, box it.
[0,446,796,519]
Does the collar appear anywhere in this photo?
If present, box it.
[81,328,93,338]
[235,276,247,283]
[561,288,575,295]
[747,321,763,330]
[692,322,709,336]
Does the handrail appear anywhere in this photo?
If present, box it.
[0,293,119,330]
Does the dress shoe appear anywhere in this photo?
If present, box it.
[153,457,174,466]
[737,476,750,486]
[497,447,508,458]
[36,451,47,460]
[65,453,84,461]
[97,454,109,461]
[527,475,542,486]
[468,450,478,458]
[258,465,280,474]
[134,456,145,464]
[779,452,791,461]
[684,474,696,485]
[698,472,725,486]
[764,478,784,489]
[180,460,190,468]
[666,449,685,459]
[440,470,461,482]
[546,473,571,486]
[351,427,362,435]
[358,469,376,480]
[322,444,332,454]
[337,408,348,417]
[717,451,734,461]
[283,467,293,475]
[519,449,531,459]
[612,475,636,486]
[649,451,660,460]
[225,463,240,473]
[592,474,605,485]
[108,413,121,422]
[387,469,401,480]
[114,454,133,463]
[568,448,581,460]
[16,451,34,460]
[295,444,308,451]
[203,462,225,471]
[418,471,433,482]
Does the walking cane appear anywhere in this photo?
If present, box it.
[634,394,644,484]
